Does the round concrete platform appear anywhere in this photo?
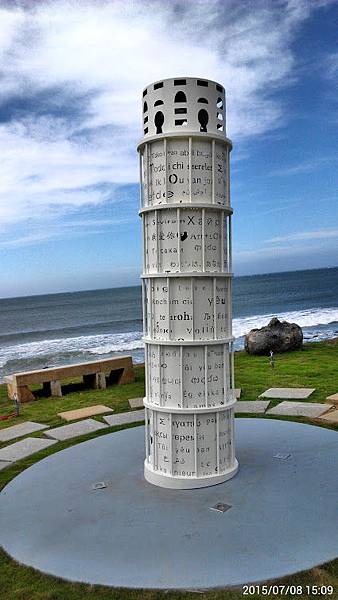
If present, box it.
[0,419,337,590]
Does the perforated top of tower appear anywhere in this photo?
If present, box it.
[142,77,226,138]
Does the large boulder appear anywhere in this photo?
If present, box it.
[244,317,303,355]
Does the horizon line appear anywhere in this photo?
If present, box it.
[1,265,337,302]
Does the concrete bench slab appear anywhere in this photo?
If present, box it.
[326,392,338,405]
[318,409,338,424]
[5,356,134,403]
[0,438,57,463]
[58,405,114,422]
[259,387,315,399]
[0,461,11,471]
[45,419,108,441]
[266,402,333,418]
[235,401,270,414]
[0,421,49,443]
[128,398,144,409]
[104,410,145,426]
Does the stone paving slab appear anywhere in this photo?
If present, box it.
[128,398,144,409]
[235,401,270,414]
[326,392,338,405]
[104,410,145,426]
[0,421,49,443]
[318,409,338,423]
[0,438,57,463]
[266,401,333,418]
[259,387,315,399]
[58,405,114,422]
[0,461,11,471]
[45,419,108,441]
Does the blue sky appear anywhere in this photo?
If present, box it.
[0,0,337,298]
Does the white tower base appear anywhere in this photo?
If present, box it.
[144,459,239,489]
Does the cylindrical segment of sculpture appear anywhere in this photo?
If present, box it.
[138,77,238,488]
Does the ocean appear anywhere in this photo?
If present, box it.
[0,267,337,383]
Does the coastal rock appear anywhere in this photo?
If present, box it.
[244,317,303,355]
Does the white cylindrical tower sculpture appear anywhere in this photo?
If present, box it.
[138,77,238,489]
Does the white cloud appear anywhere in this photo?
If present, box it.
[236,244,316,261]
[234,236,338,275]
[234,220,338,273]
[264,228,338,244]
[0,216,132,249]
[0,115,136,226]
[325,51,338,80]
[0,0,335,241]
[269,155,338,176]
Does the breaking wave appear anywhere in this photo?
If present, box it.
[0,331,143,375]
[0,306,337,381]
[232,307,338,338]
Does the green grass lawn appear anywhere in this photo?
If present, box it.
[0,340,337,599]
[234,337,338,404]
[1,340,337,435]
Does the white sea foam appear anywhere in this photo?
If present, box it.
[232,307,338,338]
[0,331,143,369]
[0,307,337,376]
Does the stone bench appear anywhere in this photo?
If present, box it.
[4,356,135,403]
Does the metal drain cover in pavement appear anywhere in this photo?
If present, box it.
[273,453,291,460]
[209,502,232,513]
[92,482,107,490]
